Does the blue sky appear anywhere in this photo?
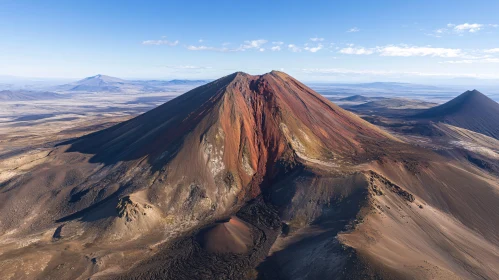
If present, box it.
[1,0,499,82]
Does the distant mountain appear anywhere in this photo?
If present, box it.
[353,98,438,110]
[164,79,210,85]
[414,90,499,139]
[311,82,456,103]
[329,82,444,91]
[0,76,76,91]
[57,74,128,92]
[336,97,439,118]
[135,79,210,87]
[56,74,210,93]
[338,95,387,102]
[0,84,14,90]
[0,90,64,101]
[79,74,125,84]
[339,95,371,102]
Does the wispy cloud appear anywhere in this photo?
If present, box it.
[302,68,395,76]
[427,28,447,37]
[347,27,360,33]
[241,39,268,50]
[442,58,499,64]
[435,28,446,34]
[441,60,474,64]
[377,45,462,57]
[339,45,462,58]
[185,39,323,53]
[339,47,374,55]
[164,65,213,69]
[452,23,483,33]
[310,37,324,42]
[301,68,499,79]
[288,44,302,52]
[142,39,179,46]
[304,44,323,53]
[186,39,268,52]
[484,48,499,53]
[187,45,228,52]
[428,22,496,36]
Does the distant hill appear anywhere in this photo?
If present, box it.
[339,95,374,102]
[56,74,210,93]
[330,82,444,91]
[56,74,128,92]
[354,98,438,110]
[0,90,64,101]
[164,79,210,85]
[414,90,499,139]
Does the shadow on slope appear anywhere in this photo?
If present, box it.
[59,73,237,167]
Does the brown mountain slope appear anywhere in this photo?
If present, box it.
[414,90,499,139]
[0,72,498,280]
[66,71,395,164]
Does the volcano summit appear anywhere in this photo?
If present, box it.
[0,72,498,280]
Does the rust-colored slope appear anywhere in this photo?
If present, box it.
[63,70,396,200]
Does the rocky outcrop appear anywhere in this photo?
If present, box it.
[366,170,415,202]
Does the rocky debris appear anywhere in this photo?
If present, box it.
[115,200,281,280]
[223,171,235,191]
[367,174,384,196]
[367,171,415,202]
[371,183,384,196]
[402,158,428,175]
[117,196,141,222]
[202,133,225,177]
[183,184,208,210]
[241,142,255,176]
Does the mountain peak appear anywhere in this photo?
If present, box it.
[446,89,491,105]
[229,70,290,80]
[462,89,490,99]
[81,74,124,83]
[414,89,499,139]
[68,70,395,167]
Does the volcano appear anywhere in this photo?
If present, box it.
[414,90,499,139]
[1,72,498,280]
[56,74,210,93]
[57,74,127,92]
